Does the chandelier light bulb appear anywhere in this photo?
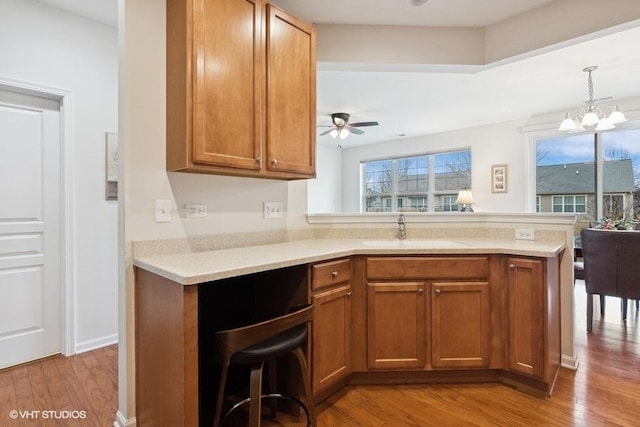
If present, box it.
[581,110,599,127]
[329,129,338,138]
[558,113,577,131]
[595,117,615,131]
[338,128,350,139]
[608,107,627,124]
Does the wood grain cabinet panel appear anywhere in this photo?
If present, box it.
[166,0,316,179]
[431,281,491,368]
[507,258,545,379]
[312,284,351,396]
[366,282,426,370]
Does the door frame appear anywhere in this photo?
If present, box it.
[0,76,76,356]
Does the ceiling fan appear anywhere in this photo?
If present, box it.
[318,112,379,140]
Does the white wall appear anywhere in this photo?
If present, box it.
[308,143,343,213]
[0,0,118,351]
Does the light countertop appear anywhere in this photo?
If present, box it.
[133,238,565,285]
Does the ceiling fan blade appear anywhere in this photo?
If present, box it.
[349,127,364,135]
[349,121,379,127]
[319,128,335,136]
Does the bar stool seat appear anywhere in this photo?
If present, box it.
[213,305,315,427]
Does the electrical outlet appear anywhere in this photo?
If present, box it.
[515,228,535,240]
[185,204,207,218]
[263,201,283,219]
[155,199,172,223]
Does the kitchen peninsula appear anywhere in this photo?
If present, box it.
[134,231,565,426]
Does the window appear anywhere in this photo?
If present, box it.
[440,195,459,212]
[362,150,471,212]
[552,195,586,213]
[603,194,625,219]
[535,127,639,238]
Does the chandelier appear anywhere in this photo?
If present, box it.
[558,66,627,133]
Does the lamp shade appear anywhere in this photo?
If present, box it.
[608,108,627,124]
[456,189,474,205]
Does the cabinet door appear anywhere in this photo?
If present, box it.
[367,282,426,370]
[192,0,263,170]
[312,285,351,395]
[265,4,316,176]
[431,282,490,368]
[507,258,544,378]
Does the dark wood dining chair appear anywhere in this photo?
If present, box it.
[581,229,640,332]
[212,304,315,427]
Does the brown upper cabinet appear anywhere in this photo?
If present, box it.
[166,0,316,179]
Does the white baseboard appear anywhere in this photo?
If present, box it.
[75,333,118,354]
[114,410,136,427]
[561,353,579,370]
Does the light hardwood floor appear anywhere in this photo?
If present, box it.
[0,282,638,426]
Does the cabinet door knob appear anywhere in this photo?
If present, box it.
[331,271,339,277]
[271,158,278,165]
[347,291,352,297]
[434,288,441,296]
[418,288,424,294]
[256,156,263,166]
[509,264,516,270]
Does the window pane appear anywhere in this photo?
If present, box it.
[602,128,640,220]
[397,156,428,194]
[363,160,392,196]
[434,150,471,191]
[537,135,596,236]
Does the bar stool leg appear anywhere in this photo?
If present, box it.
[249,362,264,427]
[214,361,231,427]
[292,348,316,426]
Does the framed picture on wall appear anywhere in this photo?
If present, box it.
[491,164,507,193]
[106,132,118,201]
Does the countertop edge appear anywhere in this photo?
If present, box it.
[133,239,565,286]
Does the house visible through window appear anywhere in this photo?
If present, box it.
[535,128,639,237]
[362,149,471,212]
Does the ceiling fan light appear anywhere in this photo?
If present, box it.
[595,117,615,131]
[329,129,338,138]
[558,114,577,131]
[608,107,627,124]
[338,128,350,139]
[581,111,599,127]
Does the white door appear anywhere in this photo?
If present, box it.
[0,89,62,368]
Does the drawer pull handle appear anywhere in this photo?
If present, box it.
[331,271,339,277]
[347,291,352,297]
[434,288,440,296]
[418,288,424,294]
[509,264,516,270]
[271,158,278,165]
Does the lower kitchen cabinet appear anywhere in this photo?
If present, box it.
[430,281,490,368]
[507,257,546,379]
[366,282,426,370]
[311,284,351,396]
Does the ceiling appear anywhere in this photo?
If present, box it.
[34,0,640,148]
[271,0,556,27]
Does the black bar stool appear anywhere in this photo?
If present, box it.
[212,304,315,427]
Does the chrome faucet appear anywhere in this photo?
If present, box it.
[397,214,406,240]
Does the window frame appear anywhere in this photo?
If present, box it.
[361,149,471,213]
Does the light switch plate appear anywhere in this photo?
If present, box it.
[263,201,283,219]
[155,199,172,223]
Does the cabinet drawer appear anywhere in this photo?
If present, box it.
[312,259,352,291]
[366,256,488,280]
